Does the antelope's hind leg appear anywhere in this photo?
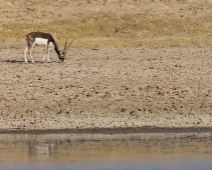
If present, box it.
[24,46,28,63]
[29,43,35,64]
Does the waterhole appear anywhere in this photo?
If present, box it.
[0,132,212,170]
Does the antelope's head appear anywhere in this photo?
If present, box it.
[59,38,75,62]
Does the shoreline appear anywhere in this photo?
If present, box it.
[0,127,212,134]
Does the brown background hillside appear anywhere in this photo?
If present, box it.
[1,0,212,48]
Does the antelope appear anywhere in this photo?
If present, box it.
[24,32,74,63]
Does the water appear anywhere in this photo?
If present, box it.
[0,132,212,170]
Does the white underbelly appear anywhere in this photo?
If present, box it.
[34,38,54,47]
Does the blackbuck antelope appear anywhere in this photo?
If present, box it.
[24,32,74,63]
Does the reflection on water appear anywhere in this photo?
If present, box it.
[0,133,212,170]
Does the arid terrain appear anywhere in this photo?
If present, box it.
[1,0,212,132]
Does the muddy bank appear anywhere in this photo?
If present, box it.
[0,46,212,132]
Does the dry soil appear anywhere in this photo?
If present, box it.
[1,0,212,132]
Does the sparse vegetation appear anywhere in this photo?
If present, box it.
[0,0,212,48]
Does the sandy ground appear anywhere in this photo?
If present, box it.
[1,0,212,132]
[0,45,212,132]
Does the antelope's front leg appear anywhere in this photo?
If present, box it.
[47,54,51,63]
[43,55,47,62]
[46,48,51,63]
